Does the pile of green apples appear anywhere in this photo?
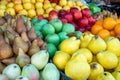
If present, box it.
[31,18,82,58]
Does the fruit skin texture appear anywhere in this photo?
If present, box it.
[88,62,104,80]
[105,37,120,56]
[53,51,71,70]
[103,17,116,30]
[97,50,118,69]
[81,8,91,18]
[80,32,94,48]
[3,64,21,80]
[60,37,80,55]
[41,63,60,80]
[112,70,120,80]
[62,23,75,34]
[64,13,73,23]
[74,48,93,63]
[78,17,88,27]
[49,18,63,33]
[114,23,120,35]
[65,53,90,80]
[41,23,55,36]
[96,72,115,80]
[88,36,106,54]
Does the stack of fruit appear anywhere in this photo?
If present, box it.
[53,32,120,80]
[91,17,120,39]
[0,0,88,18]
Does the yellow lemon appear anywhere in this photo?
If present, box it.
[28,9,36,18]
[43,3,52,9]
[6,8,16,16]
[23,2,32,10]
[0,5,6,10]
[67,0,74,8]
[0,9,5,17]
[6,2,14,8]
[46,7,53,14]
[14,4,23,13]
[31,0,36,3]
[22,0,31,3]
[36,0,44,2]
[59,0,67,7]
[54,5,62,11]
[35,2,43,9]
[43,14,49,18]
[36,8,44,16]
[76,1,83,6]
[63,5,70,11]
[18,9,28,16]
[53,51,71,70]
[51,3,57,7]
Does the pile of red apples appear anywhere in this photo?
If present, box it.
[37,7,96,32]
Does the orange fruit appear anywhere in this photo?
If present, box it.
[103,17,116,30]
[114,23,120,35]
[91,24,103,35]
[98,29,110,40]
[116,18,120,24]
[95,20,103,26]
[110,30,116,37]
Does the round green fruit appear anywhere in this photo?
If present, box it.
[46,43,57,58]
[49,18,63,33]
[45,33,60,46]
[58,32,69,42]
[41,23,55,37]
[62,23,75,34]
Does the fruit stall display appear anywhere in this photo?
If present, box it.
[0,0,120,80]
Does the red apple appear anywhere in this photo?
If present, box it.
[37,15,44,20]
[70,7,79,14]
[48,10,58,21]
[64,13,73,22]
[59,17,68,24]
[58,9,67,18]
[70,22,79,30]
[78,27,86,32]
[78,17,88,27]
[73,10,82,20]
[88,16,96,25]
[81,8,91,18]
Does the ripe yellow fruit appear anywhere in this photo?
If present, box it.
[63,5,70,11]
[23,2,32,10]
[14,4,23,13]
[59,0,67,7]
[18,9,28,16]
[35,2,43,9]
[0,5,6,10]
[22,0,31,3]
[46,7,53,14]
[67,0,74,8]
[54,5,62,11]
[36,0,44,2]
[0,0,8,5]
[43,14,48,18]
[53,51,71,70]
[81,5,88,10]
[28,9,36,18]
[36,8,44,16]
[51,3,57,7]
[6,2,14,8]
[31,3,35,9]
[43,3,52,9]
[0,9,5,17]
[76,1,83,6]
[6,8,16,16]
[31,0,36,3]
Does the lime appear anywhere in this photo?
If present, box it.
[62,23,75,34]
[45,33,60,46]
[46,43,57,58]
[41,23,55,37]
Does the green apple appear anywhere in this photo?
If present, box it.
[58,32,69,42]
[46,43,57,58]
[62,23,75,34]
[49,18,63,33]
[34,19,48,31]
[41,23,55,37]
[45,33,60,46]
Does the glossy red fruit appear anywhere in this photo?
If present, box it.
[37,15,44,20]
[78,17,88,27]
[58,9,68,18]
[88,16,96,25]
[81,8,91,18]
[73,10,82,20]
[59,17,68,24]
[64,13,73,22]
[48,10,58,21]
[70,7,79,14]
